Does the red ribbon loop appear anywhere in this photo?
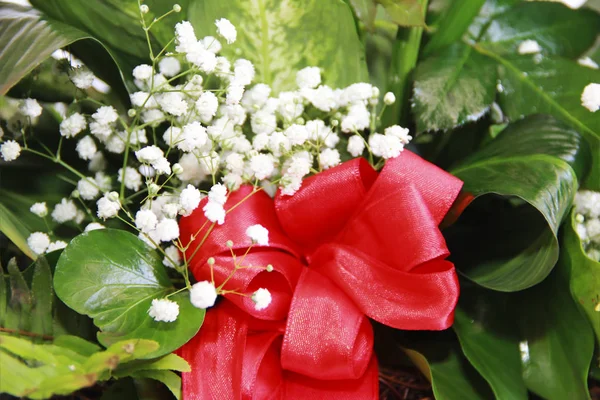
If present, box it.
[281,268,373,380]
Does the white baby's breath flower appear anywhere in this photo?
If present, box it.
[52,198,78,223]
[195,91,219,122]
[208,183,228,205]
[148,298,179,322]
[285,124,309,146]
[97,194,120,219]
[246,224,269,245]
[92,106,118,125]
[242,83,271,110]
[156,218,180,242]
[60,113,87,138]
[233,59,255,86]
[341,103,370,133]
[153,157,171,175]
[163,245,182,268]
[84,222,105,232]
[305,85,337,112]
[70,67,95,89]
[77,178,100,200]
[158,92,188,116]
[319,148,341,170]
[179,122,208,152]
[222,173,243,190]
[226,84,245,105]
[385,125,412,144]
[215,18,237,44]
[347,135,365,157]
[175,21,198,53]
[179,184,202,216]
[369,133,404,159]
[578,57,599,70]
[296,66,321,89]
[133,64,153,81]
[94,172,112,192]
[162,126,182,147]
[135,209,158,233]
[1,140,21,162]
[158,57,181,77]
[202,36,222,54]
[249,153,275,180]
[252,288,272,311]
[117,167,142,192]
[203,201,226,224]
[76,136,97,161]
[27,232,51,255]
[20,98,42,118]
[581,83,600,112]
[518,40,542,55]
[47,241,68,253]
[559,0,586,9]
[30,202,48,217]
[136,145,164,164]
[190,281,218,309]
[251,111,277,135]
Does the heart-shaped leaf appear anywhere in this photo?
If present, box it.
[478,2,600,58]
[188,0,369,92]
[446,114,590,291]
[54,229,204,359]
[412,42,497,132]
[559,210,600,345]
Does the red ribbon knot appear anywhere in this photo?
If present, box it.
[178,151,463,399]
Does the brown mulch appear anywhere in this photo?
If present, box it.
[379,367,433,400]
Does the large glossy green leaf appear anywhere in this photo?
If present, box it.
[447,115,590,291]
[516,267,594,400]
[54,229,204,359]
[489,54,600,189]
[403,338,494,400]
[453,285,527,400]
[559,211,600,345]
[188,0,369,92]
[466,0,520,41]
[478,2,600,58]
[0,3,87,95]
[412,42,496,132]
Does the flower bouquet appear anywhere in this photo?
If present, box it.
[0,0,599,399]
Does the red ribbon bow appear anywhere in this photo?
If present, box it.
[178,151,463,399]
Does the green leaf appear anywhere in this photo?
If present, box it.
[0,333,57,365]
[115,353,191,378]
[54,229,204,359]
[484,54,600,189]
[0,3,87,95]
[53,334,103,357]
[30,256,54,337]
[377,0,425,27]
[188,0,369,92]
[453,286,527,400]
[423,0,486,56]
[478,2,600,58]
[0,201,36,259]
[348,0,377,30]
[447,115,590,291]
[559,211,600,345]
[466,0,520,41]
[516,266,594,400]
[0,263,6,327]
[5,258,33,331]
[403,339,494,399]
[412,42,496,132]
[0,349,53,398]
[130,370,182,400]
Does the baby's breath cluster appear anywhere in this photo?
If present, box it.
[1,10,410,324]
[574,190,600,261]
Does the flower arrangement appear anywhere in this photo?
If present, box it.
[0,0,599,399]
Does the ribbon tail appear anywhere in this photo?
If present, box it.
[179,301,248,400]
[283,356,379,400]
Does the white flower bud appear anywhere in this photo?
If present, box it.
[173,4,181,12]
[172,163,184,175]
[128,109,136,117]
[107,191,120,202]
[148,183,160,196]
[140,4,149,14]
[384,92,396,105]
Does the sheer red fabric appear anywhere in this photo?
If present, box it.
[178,151,463,399]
